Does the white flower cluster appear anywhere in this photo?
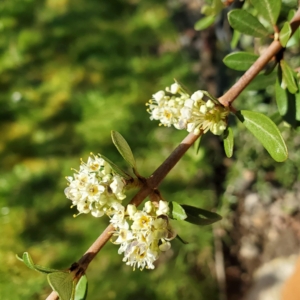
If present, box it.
[146,82,229,135]
[65,155,126,218]
[111,200,176,270]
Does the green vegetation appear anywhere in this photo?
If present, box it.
[1,0,300,299]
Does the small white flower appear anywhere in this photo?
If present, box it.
[152,91,165,102]
[112,200,176,270]
[156,200,169,215]
[65,155,128,218]
[170,83,180,94]
[110,175,125,195]
[147,83,229,136]
[206,99,215,109]
[199,105,207,114]
[143,201,153,214]
[191,90,204,101]
[126,204,137,218]
[159,241,171,251]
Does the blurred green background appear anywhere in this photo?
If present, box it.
[1,0,300,299]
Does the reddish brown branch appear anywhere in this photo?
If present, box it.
[218,7,300,107]
[46,7,300,300]
[46,132,200,300]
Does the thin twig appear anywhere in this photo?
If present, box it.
[218,7,300,107]
[46,7,300,300]
[46,133,200,300]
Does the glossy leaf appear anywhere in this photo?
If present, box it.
[75,275,88,300]
[194,15,215,31]
[181,205,222,226]
[47,271,75,300]
[237,110,288,162]
[279,22,292,47]
[228,9,269,38]
[223,52,259,71]
[251,0,281,25]
[17,252,59,274]
[100,154,131,180]
[169,202,187,221]
[275,76,288,116]
[223,127,234,158]
[111,131,136,169]
[280,60,298,94]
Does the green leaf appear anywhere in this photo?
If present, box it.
[230,30,241,49]
[279,22,292,47]
[264,60,277,76]
[75,275,88,300]
[237,110,288,162]
[251,0,281,25]
[194,15,215,31]
[287,26,300,48]
[296,90,300,121]
[223,127,234,158]
[181,205,222,226]
[47,271,75,300]
[280,60,298,94]
[275,76,288,116]
[111,131,136,169]
[100,154,131,180]
[246,72,276,90]
[282,92,297,126]
[169,202,187,221]
[194,135,202,154]
[17,252,59,274]
[228,9,270,38]
[223,52,259,71]
[176,234,189,245]
[287,8,296,22]
[270,112,282,126]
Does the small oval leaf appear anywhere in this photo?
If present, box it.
[280,60,298,94]
[99,154,131,180]
[279,22,292,47]
[111,131,136,169]
[224,127,234,158]
[237,110,288,162]
[251,0,281,25]
[75,275,88,300]
[223,52,259,71]
[169,202,187,221]
[228,9,270,38]
[47,271,75,300]
[181,205,222,226]
[275,76,288,116]
[17,252,59,274]
[194,15,215,31]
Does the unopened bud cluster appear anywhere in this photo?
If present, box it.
[111,200,176,270]
[65,155,126,218]
[146,82,229,135]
